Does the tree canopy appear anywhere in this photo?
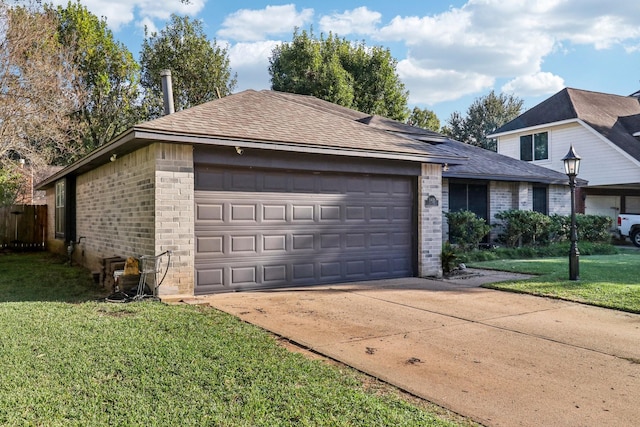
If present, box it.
[53,1,141,156]
[408,107,441,132]
[140,14,237,118]
[442,90,524,151]
[0,2,84,169]
[269,29,409,121]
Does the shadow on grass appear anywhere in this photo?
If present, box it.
[0,252,109,303]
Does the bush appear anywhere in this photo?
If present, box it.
[445,210,491,251]
[549,214,613,243]
[496,211,613,247]
[440,241,458,274]
[494,210,551,247]
[577,214,613,242]
[461,242,618,263]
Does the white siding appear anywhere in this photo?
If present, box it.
[585,196,620,230]
[498,122,640,187]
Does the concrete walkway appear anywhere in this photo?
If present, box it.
[187,270,640,426]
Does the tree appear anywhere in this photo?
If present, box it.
[53,1,141,155]
[140,14,237,119]
[269,29,409,121]
[443,90,524,151]
[0,165,25,207]
[0,2,85,171]
[408,107,440,131]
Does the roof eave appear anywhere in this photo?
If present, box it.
[36,128,467,189]
[488,118,581,138]
[140,129,466,165]
[444,171,587,186]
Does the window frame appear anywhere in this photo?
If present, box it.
[55,180,66,239]
[532,185,548,215]
[520,131,549,161]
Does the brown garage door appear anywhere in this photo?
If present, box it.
[194,167,414,293]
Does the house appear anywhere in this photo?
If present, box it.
[36,89,575,296]
[489,87,640,226]
[356,115,579,242]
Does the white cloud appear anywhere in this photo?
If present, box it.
[318,7,381,36]
[217,4,313,42]
[397,58,494,105]
[228,41,280,92]
[372,0,640,105]
[47,0,206,31]
[501,72,565,97]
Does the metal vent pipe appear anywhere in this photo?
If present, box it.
[160,69,175,115]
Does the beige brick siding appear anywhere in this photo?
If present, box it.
[154,144,194,295]
[418,163,443,277]
[74,145,157,274]
[46,142,195,295]
[442,180,572,244]
[549,185,571,215]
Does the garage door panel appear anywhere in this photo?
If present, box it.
[196,203,224,221]
[263,235,287,252]
[263,204,287,221]
[195,169,414,293]
[196,236,223,254]
[195,248,413,293]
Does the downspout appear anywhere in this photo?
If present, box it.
[160,69,175,115]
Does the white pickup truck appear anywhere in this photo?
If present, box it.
[617,214,640,247]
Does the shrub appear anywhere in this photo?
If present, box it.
[577,214,613,242]
[440,241,458,274]
[494,210,551,247]
[549,214,613,243]
[445,210,491,251]
[461,242,618,262]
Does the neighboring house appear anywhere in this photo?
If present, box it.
[13,165,63,205]
[359,115,579,242]
[36,89,574,296]
[490,87,640,227]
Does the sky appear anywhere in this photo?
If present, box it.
[46,0,640,122]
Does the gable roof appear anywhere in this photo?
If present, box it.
[37,90,577,189]
[135,90,460,162]
[491,88,640,162]
[359,115,576,185]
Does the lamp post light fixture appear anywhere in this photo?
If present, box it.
[562,145,581,281]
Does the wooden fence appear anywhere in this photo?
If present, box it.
[0,205,47,250]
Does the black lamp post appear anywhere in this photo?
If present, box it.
[562,145,581,281]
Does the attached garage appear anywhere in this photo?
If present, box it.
[38,90,458,296]
[194,159,416,293]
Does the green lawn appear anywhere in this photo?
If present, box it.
[0,253,472,426]
[469,250,640,313]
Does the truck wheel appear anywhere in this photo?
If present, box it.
[631,229,640,248]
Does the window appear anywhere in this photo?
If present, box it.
[532,186,548,214]
[520,132,548,161]
[55,180,65,238]
[449,182,488,220]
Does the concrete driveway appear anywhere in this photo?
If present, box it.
[191,270,640,426]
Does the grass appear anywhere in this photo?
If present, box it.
[468,249,640,313]
[0,252,473,426]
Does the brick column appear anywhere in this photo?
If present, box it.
[154,143,194,295]
[418,163,443,278]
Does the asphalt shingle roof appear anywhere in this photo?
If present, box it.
[38,89,577,188]
[494,88,640,162]
[136,89,458,161]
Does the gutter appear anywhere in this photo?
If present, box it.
[36,128,467,190]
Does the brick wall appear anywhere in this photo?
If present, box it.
[74,145,157,273]
[154,143,194,295]
[418,163,443,277]
[489,181,521,241]
[549,185,571,215]
[46,142,195,295]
